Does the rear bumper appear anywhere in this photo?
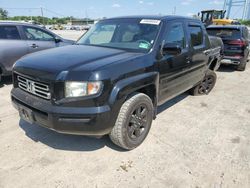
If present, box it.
[11,88,115,136]
[221,56,245,65]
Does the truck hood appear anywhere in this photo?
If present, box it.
[14,45,142,81]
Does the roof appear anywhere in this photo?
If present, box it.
[0,21,34,26]
[104,15,196,21]
[201,10,224,12]
[207,25,245,29]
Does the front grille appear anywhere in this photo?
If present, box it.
[17,75,51,100]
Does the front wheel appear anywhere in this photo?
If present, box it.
[109,93,154,150]
[190,69,217,96]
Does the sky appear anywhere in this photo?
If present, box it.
[0,0,244,19]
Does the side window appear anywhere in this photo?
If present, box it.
[243,28,249,39]
[165,22,186,48]
[0,26,21,40]
[24,27,54,41]
[189,25,203,47]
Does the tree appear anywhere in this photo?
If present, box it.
[0,8,8,19]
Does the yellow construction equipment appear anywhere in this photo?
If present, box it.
[199,10,240,26]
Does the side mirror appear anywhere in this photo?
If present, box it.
[198,12,200,17]
[55,37,62,43]
[162,43,182,56]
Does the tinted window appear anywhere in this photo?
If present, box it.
[207,28,241,39]
[189,26,203,46]
[24,27,54,41]
[0,26,21,40]
[243,27,249,39]
[165,22,186,48]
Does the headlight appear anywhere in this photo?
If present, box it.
[65,81,102,98]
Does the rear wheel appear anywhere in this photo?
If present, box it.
[236,60,247,71]
[109,93,153,150]
[0,68,2,83]
[190,70,217,96]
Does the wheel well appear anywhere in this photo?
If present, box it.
[209,58,217,71]
[134,84,156,105]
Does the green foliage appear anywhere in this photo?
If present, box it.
[0,7,94,25]
[7,16,72,25]
[0,8,8,19]
[239,19,250,26]
[0,7,73,25]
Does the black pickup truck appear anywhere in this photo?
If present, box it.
[11,16,222,150]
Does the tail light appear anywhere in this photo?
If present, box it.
[228,39,246,47]
[233,55,243,58]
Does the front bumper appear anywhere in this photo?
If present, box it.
[11,88,115,136]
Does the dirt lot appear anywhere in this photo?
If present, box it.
[0,31,250,188]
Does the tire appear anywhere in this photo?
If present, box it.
[190,69,217,96]
[236,60,247,71]
[109,93,154,150]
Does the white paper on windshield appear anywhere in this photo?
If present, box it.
[140,19,161,25]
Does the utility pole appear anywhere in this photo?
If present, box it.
[85,10,89,25]
[40,7,44,26]
[224,0,250,20]
[173,6,176,15]
[29,9,32,22]
[242,0,248,19]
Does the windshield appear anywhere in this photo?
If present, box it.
[77,18,161,52]
[213,11,223,19]
[207,28,241,39]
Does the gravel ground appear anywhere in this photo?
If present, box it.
[0,31,250,188]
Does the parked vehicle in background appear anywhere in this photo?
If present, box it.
[12,16,220,150]
[207,25,249,71]
[51,24,64,30]
[0,22,74,82]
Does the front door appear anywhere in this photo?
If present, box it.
[23,26,57,53]
[158,21,191,104]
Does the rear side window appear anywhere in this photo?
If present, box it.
[165,22,186,48]
[188,25,203,47]
[207,28,241,39]
[0,26,21,40]
[243,27,249,39]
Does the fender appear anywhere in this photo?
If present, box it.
[108,72,159,106]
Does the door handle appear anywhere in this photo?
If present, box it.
[203,50,210,55]
[186,57,191,63]
[30,44,39,48]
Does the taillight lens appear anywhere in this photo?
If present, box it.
[228,39,246,47]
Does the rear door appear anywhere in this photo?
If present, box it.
[158,20,192,104]
[0,25,28,72]
[22,26,57,53]
[186,23,208,85]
